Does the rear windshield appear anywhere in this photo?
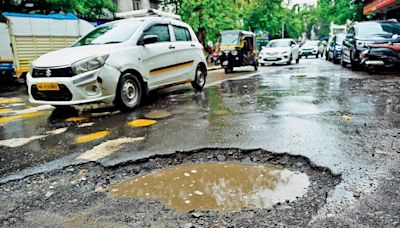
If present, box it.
[303,41,319,47]
[73,21,142,46]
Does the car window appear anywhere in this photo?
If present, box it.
[173,26,192,41]
[143,24,170,43]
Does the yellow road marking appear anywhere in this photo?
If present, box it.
[0,112,47,124]
[0,98,23,104]
[128,119,157,127]
[0,108,12,114]
[65,116,89,122]
[75,131,110,143]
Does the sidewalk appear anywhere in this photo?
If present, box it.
[207,65,221,71]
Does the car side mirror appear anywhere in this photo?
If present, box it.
[142,35,158,45]
[291,44,296,48]
[346,33,354,39]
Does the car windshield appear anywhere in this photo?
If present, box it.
[220,33,240,45]
[303,41,319,47]
[73,21,141,46]
[267,40,290,47]
[335,34,346,45]
[356,22,400,37]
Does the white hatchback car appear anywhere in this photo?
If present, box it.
[27,10,207,110]
[258,38,300,65]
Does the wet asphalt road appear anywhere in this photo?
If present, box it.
[0,58,400,226]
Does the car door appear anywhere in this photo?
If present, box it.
[138,23,177,89]
[171,24,198,83]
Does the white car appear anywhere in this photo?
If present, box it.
[258,38,300,66]
[300,40,320,58]
[27,9,207,110]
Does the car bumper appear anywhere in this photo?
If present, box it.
[27,65,120,105]
[259,55,290,65]
[300,50,318,56]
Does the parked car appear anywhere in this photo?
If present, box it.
[27,9,207,110]
[327,33,346,63]
[258,38,300,66]
[300,40,320,58]
[341,20,400,70]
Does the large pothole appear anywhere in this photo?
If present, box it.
[0,148,341,227]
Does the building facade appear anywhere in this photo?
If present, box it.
[114,0,161,12]
[361,0,400,20]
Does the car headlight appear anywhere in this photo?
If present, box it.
[281,51,289,55]
[231,50,238,56]
[72,55,109,75]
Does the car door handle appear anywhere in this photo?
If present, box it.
[169,45,175,49]
[190,44,196,47]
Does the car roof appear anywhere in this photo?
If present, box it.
[270,38,293,41]
[354,20,399,27]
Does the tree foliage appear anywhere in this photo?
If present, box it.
[178,0,239,45]
[45,0,116,20]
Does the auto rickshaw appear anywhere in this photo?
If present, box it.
[218,30,258,74]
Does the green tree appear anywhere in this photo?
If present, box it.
[178,0,239,45]
[45,0,116,20]
[242,0,283,38]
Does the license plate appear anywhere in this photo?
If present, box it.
[267,58,277,61]
[37,83,60,91]
[222,61,229,66]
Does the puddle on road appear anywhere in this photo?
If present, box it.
[144,110,171,119]
[109,163,310,212]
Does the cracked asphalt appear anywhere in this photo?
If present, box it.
[0,58,399,227]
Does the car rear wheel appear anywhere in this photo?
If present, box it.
[191,64,207,91]
[114,72,143,110]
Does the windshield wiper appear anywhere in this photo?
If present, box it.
[91,41,122,45]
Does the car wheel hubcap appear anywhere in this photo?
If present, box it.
[122,80,139,106]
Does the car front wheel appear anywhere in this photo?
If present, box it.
[191,64,207,91]
[114,72,143,110]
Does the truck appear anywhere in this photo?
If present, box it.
[0,12,94,83]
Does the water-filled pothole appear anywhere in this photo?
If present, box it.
[109,162,309,212]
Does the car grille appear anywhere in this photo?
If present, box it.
[266,52,279,55]
[32,67,75,78]
[31,84,73,101]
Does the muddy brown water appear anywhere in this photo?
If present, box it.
[109,162,310,212]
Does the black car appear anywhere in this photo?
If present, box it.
[341,20,400,70]
[327,33,346,63]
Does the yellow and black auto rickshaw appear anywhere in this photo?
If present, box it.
[218,30,258,74]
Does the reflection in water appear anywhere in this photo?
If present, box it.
[109,163,309,212]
